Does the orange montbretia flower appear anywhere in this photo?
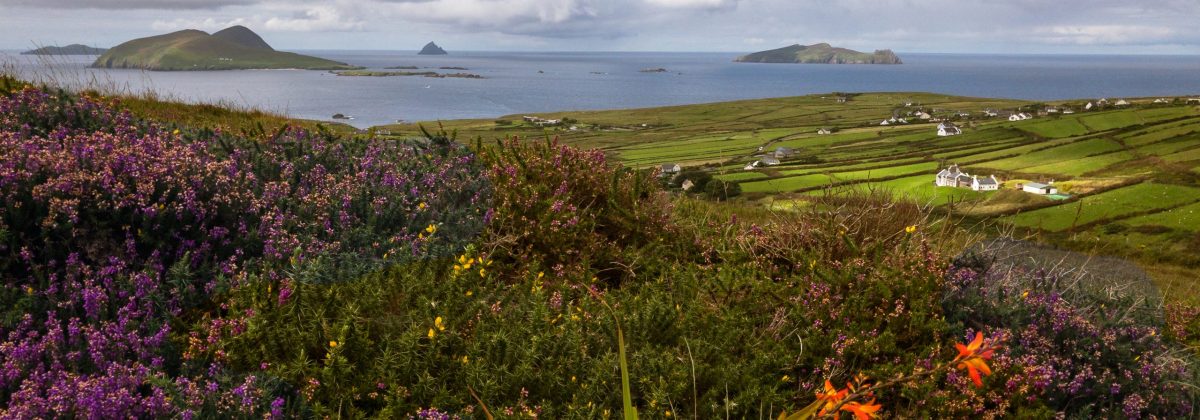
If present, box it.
[815,379,849,416]
[841,398,882,420]
[954,331,996,387]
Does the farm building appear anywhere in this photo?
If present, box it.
[1022,182,1058,195]
[1008,113,1032,121]
[681,179,695,191]
[661,163,681,176]
[817,128,833,135]
[1114,99,1130,107]
[774,147,795,159]
[935,165,971,187]
[937,122,962,136]
[760,156,781,166]
[744,161,760,170]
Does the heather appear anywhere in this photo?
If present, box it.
[1,83,1197,418]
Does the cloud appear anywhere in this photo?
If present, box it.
[1034,25,1177,45]
[151,5,363,32]
[0,0,256,10]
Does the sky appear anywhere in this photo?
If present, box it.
[1,0,1199,54]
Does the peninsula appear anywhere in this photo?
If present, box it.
[22,44,107,55]
[735,43,902,64]
[93,26,358,71]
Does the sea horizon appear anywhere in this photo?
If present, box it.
[5,50,1200,127]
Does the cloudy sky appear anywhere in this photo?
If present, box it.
[1,0,1199,54]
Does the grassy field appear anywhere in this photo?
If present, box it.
[1006,183,1200,231]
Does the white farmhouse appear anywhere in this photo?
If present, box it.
[937,122,962,136]
[744,161,760,170]
[971,175,1000,191]
[935,165,970,187]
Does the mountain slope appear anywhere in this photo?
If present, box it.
[735,43,902,64]
[93,26,356,71]
[418,42,448,55]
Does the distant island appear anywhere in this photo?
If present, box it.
[735,43,902,64]
[22,44,107,55]
[93,26,359,71]
[418,42,448,55]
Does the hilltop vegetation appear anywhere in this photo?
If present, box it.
[93,26,358,71]
[735,43,902,64]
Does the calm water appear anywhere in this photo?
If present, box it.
[4,50,1200,128]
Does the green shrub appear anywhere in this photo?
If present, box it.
[705,180,742,201]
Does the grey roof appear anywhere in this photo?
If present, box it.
[1025,182,1050,189]
[976,177,998,185]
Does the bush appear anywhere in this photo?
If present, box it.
[705,180,741,201]
[673,170,712,192]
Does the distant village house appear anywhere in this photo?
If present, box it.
[937,122,962,137]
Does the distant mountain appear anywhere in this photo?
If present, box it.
[93,26,358,71]
[418,42,448,55]
[21,44,107,55]
[735,43,902,65]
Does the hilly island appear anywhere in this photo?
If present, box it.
[93,26,358,71]
[736,42,902,64]
[21,44,107,55]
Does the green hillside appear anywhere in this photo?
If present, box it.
[735,43,902,64]
[21,44,106,55]
[92,25,358,71]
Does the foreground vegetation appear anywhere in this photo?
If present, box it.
[1,79,1198,418]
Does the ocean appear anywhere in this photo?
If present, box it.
[4,50,1200,128]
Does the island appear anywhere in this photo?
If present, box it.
[92,25,359,71]
[734,43,902,64]
[21,44,107,55]
[418,42,448,55]
[639,68,669,73]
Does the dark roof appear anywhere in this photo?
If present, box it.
[976,177,998,185]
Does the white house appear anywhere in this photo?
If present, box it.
[1187,98,1200,104]
[937,122,962,136]
[1114,99,1130,107]
[681,179,695,191]
[817,128,834,135]
[880,120,891,126]
[1153,98,1170,104]
[1022,182,1058,195]
[915,111,932,120]
[1085,102,1095,110]
[761,156,781,166]
[1062,108,1076,114]
[971,175,1000,191]
[935,165,971,187]
[984,109,999,117]
[661,163,681,176]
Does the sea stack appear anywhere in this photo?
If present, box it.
[418,42,448,55]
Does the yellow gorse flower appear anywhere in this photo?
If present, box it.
[427,328,436,339]
[417,202,427,210]
[329,340,338,348]
[425,224,437,234]
[435,316,445,331]
[905,225,917,234]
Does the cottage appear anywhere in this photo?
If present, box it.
[937,122,962,136]
[1008,113,1032,121]
[817,127,834,135]
[1098,98,1110,106]
[880,120,891,126]
[836,96,849,103]
[1022,182,1058,195]
[760,156,781,166]
[971,175,1000,191]
[1114,99,1130,107]
[1153,98,1170,104]
[1187,98,1200,104]
[660,163,681,176]
[1085,102,1095,110]
[1045,107,1060,114]
[774,147,795,159]
[1062,108,1076,115]
[681,179,695,191]
[983,109,999,117]
[744,161,760,170]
